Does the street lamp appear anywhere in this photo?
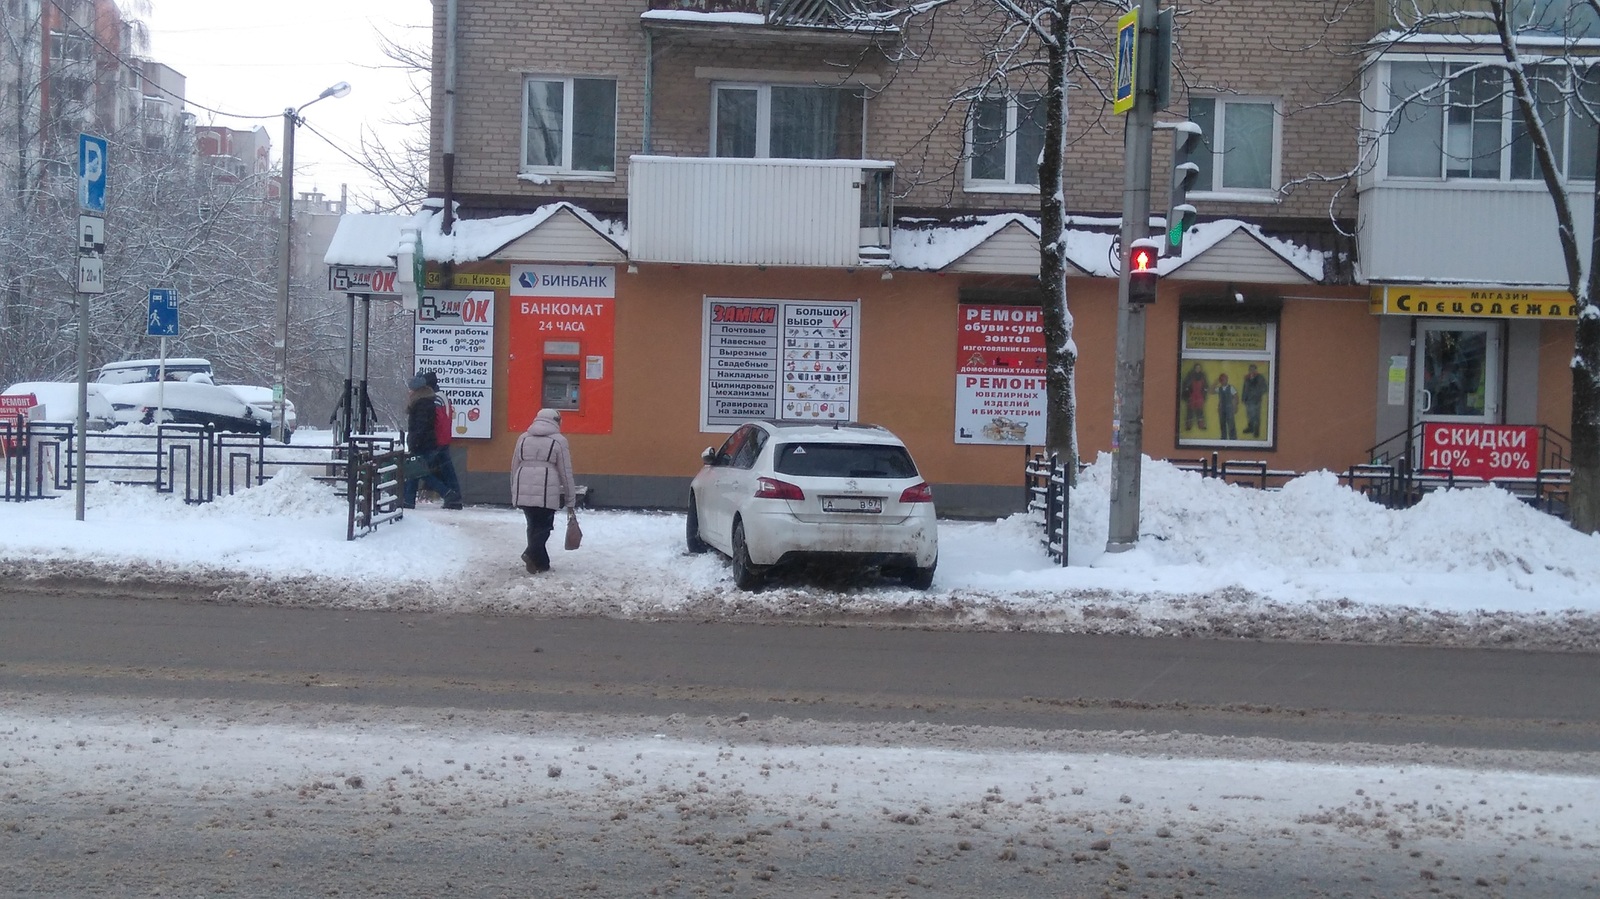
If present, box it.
[274,81,351,443]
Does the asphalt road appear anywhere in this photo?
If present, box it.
[4,588,1599,753]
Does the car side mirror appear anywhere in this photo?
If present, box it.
[701,447,718,465]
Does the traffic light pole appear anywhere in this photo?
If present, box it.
[1107,0,1160,552]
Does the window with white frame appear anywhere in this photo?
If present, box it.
[522,76,617,175]
[711,84,865,160]
[1385,60,1600,182]
[966,92,1046,190]
[1187,97,1279,195]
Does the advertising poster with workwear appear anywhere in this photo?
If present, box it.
[414,289,495,439]
[1176,321,1276,447]
[508,265,616,435]
[700,297,860,430]
[954,304,1047,445]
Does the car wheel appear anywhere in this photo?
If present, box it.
[685,494,709,554]
[730,518,764,591]
[902,557,937,591]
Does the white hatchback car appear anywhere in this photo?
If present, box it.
[687,421,938,591]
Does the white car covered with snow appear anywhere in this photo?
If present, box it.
[100,381,272,437]
[219,385,296,439]
[1,381,118,429]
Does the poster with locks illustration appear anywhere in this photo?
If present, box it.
[701,297,859,429]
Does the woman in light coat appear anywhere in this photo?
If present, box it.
[509,408,577,573]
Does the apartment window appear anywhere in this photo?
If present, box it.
[49,31,92,65]
[966,93,1047,189]
[1187,97,1278,194]
[1386,61,1599,182]
[522,76,617,175]
[711,84,865,159]
[1511,0,1600,34]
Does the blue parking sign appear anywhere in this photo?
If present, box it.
[79,134,107,213]
[147,288,178,337]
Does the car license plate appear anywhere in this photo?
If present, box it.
[821,495,882,513]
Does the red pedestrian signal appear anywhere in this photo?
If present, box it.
[1128,238,1160,304]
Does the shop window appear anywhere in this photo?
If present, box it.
[1176,318,1278,448]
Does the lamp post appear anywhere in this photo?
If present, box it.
[274,81,351,443]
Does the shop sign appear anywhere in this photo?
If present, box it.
[700,297,860,429]
[1421,423,1540,481]
[328,265,400,296]
[414,289,495,439]
[954,304,1046,445]
[1371,286,1576,321]
[2,393,37,450]
[508,265,615,434]
[425,271,511,289]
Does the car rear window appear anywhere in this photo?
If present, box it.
[773,443,918,479]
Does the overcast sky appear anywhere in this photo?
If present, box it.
[142,0,433,207]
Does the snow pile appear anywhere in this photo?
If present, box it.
[2,454,1599,647]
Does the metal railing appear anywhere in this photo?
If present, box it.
[1169,452,1300,490]
[1355,424,1572,519]
[1024,452,1071,565]
[1,419,405,538]
[345,440,406,540]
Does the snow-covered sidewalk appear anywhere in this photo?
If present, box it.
[3,454,1599,649]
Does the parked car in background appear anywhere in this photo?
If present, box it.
[1,382,118,429]
[687,420,938,591]
[219,385,296,439]
[100,381,272,437]
[95,357,214,385]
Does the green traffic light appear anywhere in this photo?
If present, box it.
[1168,223,1182,246]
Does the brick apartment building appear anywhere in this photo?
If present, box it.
[330,0,1589,513]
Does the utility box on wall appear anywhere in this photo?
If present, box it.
[507,264,616,434]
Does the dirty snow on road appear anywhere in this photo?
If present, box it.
[3,694,1598,897]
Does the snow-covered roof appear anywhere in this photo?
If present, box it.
[322,212,428,267]
[326,203,1334,283]
[891,214,1331,282]
[324,204,628,268]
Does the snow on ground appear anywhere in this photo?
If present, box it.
[2,450,1598,650]
[3,694,1598,896]
[5,451,1600,892]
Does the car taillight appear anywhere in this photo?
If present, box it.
[755,477,805,501]
[899,482,934,503]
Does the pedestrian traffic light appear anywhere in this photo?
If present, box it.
[1167,121,1202,257]
[1128,238,1160,304]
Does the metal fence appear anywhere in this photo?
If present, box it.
[1024,452,1071,565]
[1,417,405,540]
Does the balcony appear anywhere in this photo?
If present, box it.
[628,155,893,268]
[643,0,896,43]
[648,0,891,24]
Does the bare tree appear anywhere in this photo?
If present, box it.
[349,23,432,215]
[863,0,1160,476]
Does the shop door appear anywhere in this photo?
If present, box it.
[1413,320,1501,445]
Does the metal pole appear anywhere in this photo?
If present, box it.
[1107,0,1160,552]
[338,292,355,443]
[273,107,294,444]
[73,292,88,520]
[358,295,372,434]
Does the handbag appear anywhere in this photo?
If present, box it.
[564,508,583,551]
[400,453,434,480]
